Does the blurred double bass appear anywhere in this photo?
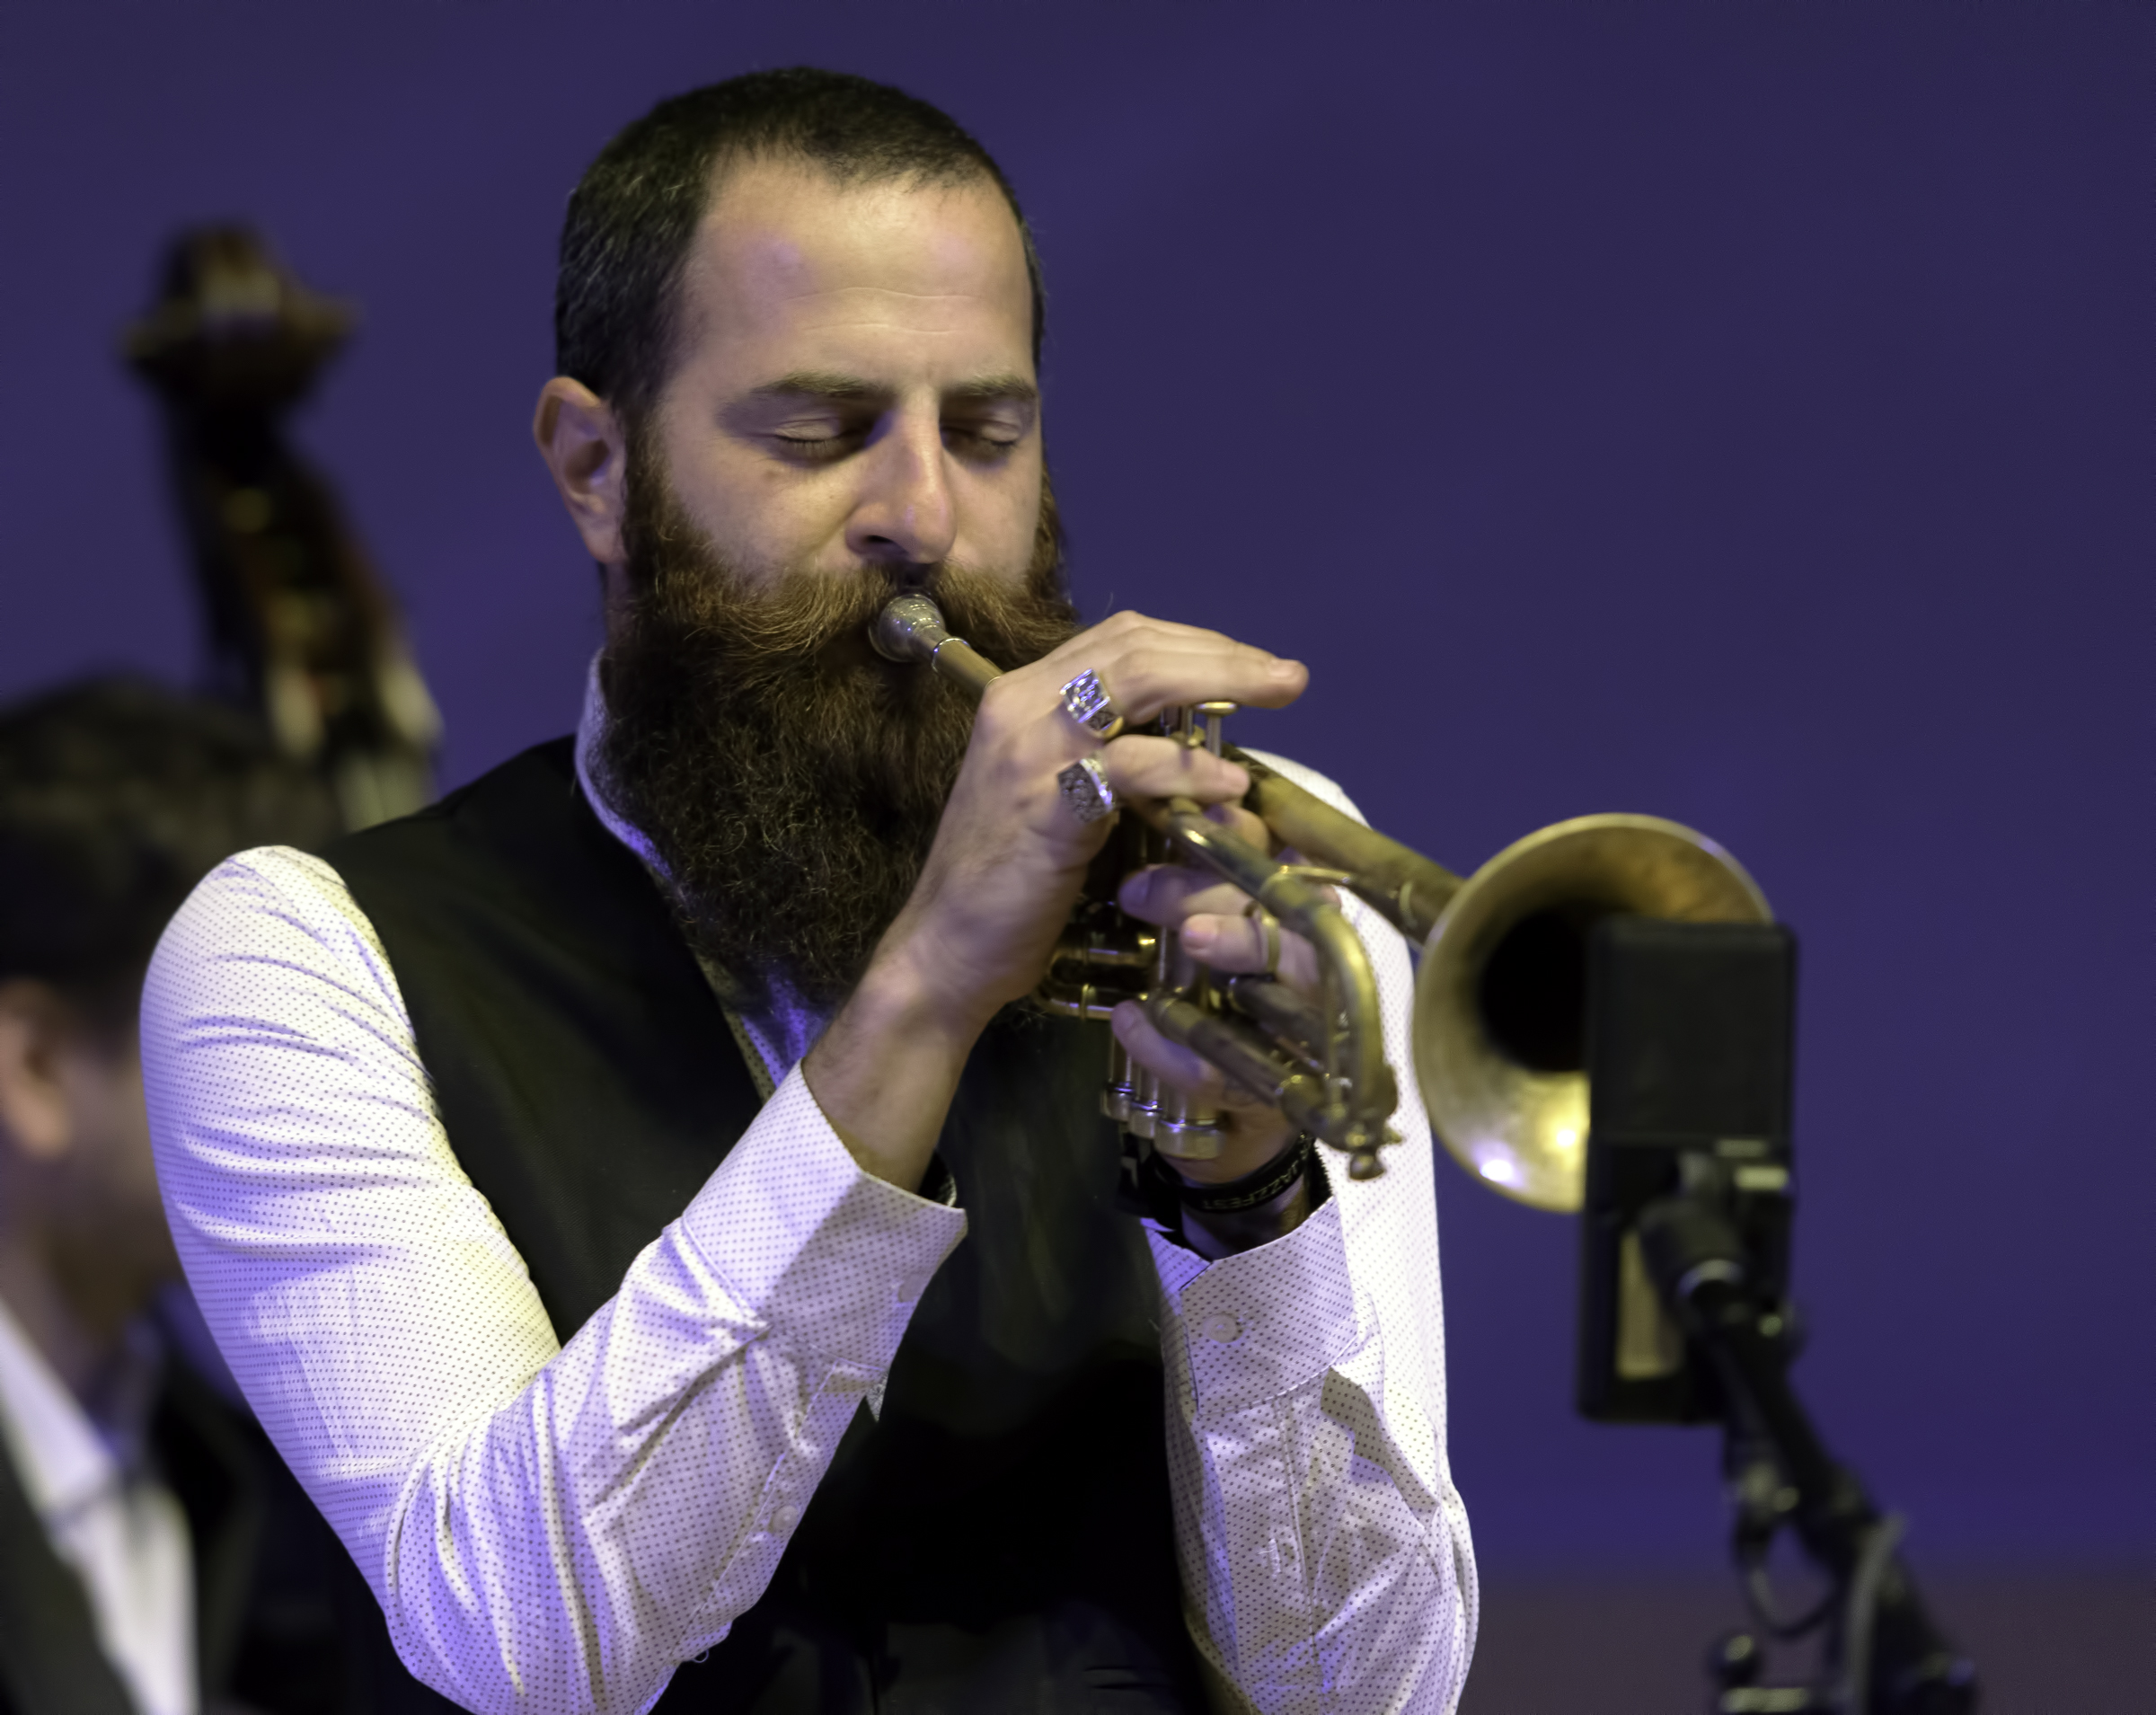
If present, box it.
[127,227,440,829]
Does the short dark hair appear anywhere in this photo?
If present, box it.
[0,679,339,1021]
[555,67,1044,430]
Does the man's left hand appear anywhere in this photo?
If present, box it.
[1109,800,1330,1189]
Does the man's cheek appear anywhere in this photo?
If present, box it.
[738,488,856,580]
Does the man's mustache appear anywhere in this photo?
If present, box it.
[614,559,1064,694]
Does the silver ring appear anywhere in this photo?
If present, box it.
[1059,669,1124,741]
[1056,756,1118,825]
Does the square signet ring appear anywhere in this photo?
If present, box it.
[1058,669,1125,741]
[1056,756,1118,825]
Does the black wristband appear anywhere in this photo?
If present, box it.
[1175,1133,1313,1216]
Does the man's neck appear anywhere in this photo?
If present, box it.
[0,1225,159,1417]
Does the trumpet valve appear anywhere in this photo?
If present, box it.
[1101,1035,1138,1125]
[1191,700,1238,756]
[1151,1112,1226,1161]
[1128,1063,1159,1141]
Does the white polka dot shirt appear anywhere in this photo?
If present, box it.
[140,723,1476,1713]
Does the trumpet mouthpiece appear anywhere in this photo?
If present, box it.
[870,593,952,664]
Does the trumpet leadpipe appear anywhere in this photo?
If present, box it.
[1234,751,1464,943]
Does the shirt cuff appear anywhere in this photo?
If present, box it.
[676,1065,967,1373]
[1146,1197,1359,1420]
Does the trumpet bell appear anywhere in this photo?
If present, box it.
[1413,814,1772,1212]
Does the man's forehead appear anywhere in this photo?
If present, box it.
[677,159,1031,356]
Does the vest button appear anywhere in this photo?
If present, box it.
[770,1503,799,1534]
[1199,1313,1241,1344]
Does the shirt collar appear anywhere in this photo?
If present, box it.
[0,1293,131,1525]
[573,652,668,876]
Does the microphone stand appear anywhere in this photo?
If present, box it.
[1637,1193,1978,1714]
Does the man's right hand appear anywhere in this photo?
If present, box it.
[803,609,1307,1190]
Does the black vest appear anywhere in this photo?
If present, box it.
[327,740,1204,1713]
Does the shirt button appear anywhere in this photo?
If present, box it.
[770,1503,799,1534]
[1200,1313,1241,1344]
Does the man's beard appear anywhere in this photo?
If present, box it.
[594,456,1079,1013]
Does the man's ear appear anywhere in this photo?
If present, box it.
[0,981,80,1164]
[534,378,631,568]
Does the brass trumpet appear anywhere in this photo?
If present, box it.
[871,594,1771,1205]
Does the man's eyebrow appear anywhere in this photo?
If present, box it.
[743,371,1038,408]
[943,374,1038,408]
[747,370,890,402]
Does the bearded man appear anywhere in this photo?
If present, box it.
[144,69,1477,1715]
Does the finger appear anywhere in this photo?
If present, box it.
[1115,864,1253,926]
[1030,614,1308,718]
[1109,1002,1271,1111]
[1024,617,1259,712]
[1114,864,1325,992]
[1098,734,1250,804]
[1110,1002,1225,1103]
[1191,915,1323,992]
[1202,800,1275,852]
[1093,639,1308,719]
[1178,911,1277,975]
[1040,610,1285,677]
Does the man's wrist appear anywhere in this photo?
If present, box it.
[1173,1132,1312,1216]
[803,936,988,1194]
[846,933,995,1056]
[1137,1133,1328,1261]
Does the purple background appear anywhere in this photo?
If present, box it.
[5,0,2145,1591]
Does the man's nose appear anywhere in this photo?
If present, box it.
[844,417,957,566]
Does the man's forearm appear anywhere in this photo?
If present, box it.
[802,946,986,1193]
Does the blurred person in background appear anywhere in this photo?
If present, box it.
[0,679,352,1715]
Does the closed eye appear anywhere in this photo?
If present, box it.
[944,424,1023,460]
[768,429,864,464]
